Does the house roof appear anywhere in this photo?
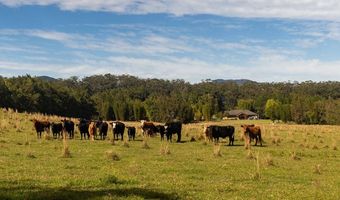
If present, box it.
[227,109,258,116]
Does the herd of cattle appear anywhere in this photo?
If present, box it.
[30,119,263,146]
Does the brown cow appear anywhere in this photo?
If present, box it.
[88,121,97,141]
[31,119,50,139]
[140,120,158,136]
[241,124,262,147]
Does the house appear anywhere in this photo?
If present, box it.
[226,110,258,120]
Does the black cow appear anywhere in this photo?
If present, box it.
[51,122,63,139]
[111,121,125,141]
[78,119,90,140]
[156,125,166,141]
[31,119,50,139]
[62,119,75,139]
[164,121,182,142]
[127,126,136,141]
[97,121,108,140]
[206,125,235,145]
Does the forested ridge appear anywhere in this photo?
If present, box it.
[0,74,339,125]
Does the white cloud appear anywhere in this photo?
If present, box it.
[1,51,340,82]
[2,0,340,21]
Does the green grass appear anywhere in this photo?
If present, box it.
[0,110,339,199]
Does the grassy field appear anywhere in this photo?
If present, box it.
[0,109,339,200]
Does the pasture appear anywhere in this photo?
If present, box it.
[0,109,339,200]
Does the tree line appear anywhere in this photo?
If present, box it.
[0,74,339,125]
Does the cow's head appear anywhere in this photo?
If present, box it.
[112,122,117,129]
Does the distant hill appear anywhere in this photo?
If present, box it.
[211,79,256,85]
[36,76,58,82]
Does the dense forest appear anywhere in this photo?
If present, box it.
[0,74,339,125]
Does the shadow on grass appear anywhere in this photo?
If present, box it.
[0,186,180,200]
[0,180,180,200]
[224,144,244,147]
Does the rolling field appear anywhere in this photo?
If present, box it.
[0,109,339,200]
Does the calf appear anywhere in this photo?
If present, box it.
[62,119,75,139]
[241,124,262,146]
[31,119,50,139]
[205,125,235,145]
[111,121,125,141]
[127,126,136,141]
[78,119,90,140]
[164,121,182,142]
[97,121,108,140]
[51,122,63,139]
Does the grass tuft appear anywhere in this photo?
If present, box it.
[101,175,120,184]
[62,146,72,158]
[110,139,116,146]
[246,149,255,160]
[43,133,52,140]
[213,144,222,157]
[264,153,274,166]
[106,150,120,161]
[26,152,36,159]
[251,152,261,180]
[142,136,150,149]
[290,151,301,160]
[313,164,321,174]
[122,140,130,148]
[160,143,171,155]
[61,134,71,158]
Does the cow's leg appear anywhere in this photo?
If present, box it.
[121,133,124,141]
[258,134,262,146]
[177,132,181,143]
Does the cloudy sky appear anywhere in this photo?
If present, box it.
[1,1,340,82]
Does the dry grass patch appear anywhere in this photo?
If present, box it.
[246,149,255,160]
[61,135,71,158]
[251,152,261,180]
[264,153,274,166]
[105,150,120,161]
[160,143,171,155]
[26,151,36,159]
[290,151,301,160]
[122,140,129,148]
[213,144,222,157]
[142,136,150,149]
[313,164,321,174]
[110,139,116,146]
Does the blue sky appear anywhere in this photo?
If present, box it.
[1,1,340,82]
